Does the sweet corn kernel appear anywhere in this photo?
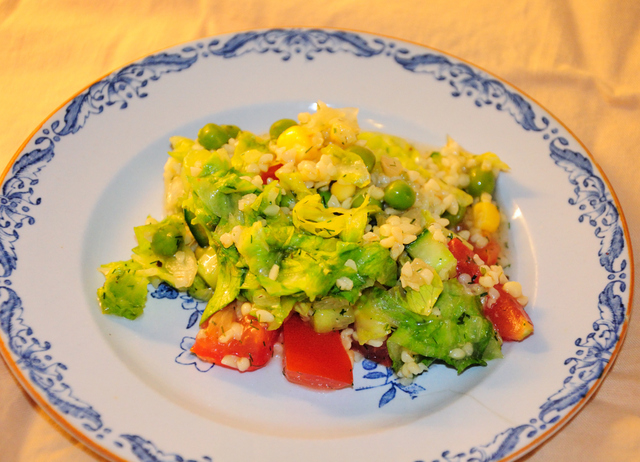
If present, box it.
[276,125,318,161]
[277,125,310,150]
[473,201,500,233]
[330,182,356,202]
[503,281,523,298]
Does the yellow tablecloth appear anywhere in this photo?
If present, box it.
[1,1,638,460]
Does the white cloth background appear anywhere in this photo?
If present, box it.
[1,1,638,460]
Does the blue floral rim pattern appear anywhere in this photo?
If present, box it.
[0,28,631,462]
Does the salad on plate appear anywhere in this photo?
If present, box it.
[97,101,533,390]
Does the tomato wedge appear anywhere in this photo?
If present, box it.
[191,304,279,372]
[448,237,533,341]
[448,237,482,279]
[448,236,501,272]
[283,313,353,389]
[474,239,501,266]
[483,284,534,341]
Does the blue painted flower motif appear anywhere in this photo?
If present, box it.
[150,282,179,300]
[150,284,205,330]
[150,287,210,372]
[175,336,214,373]
[354,360,425,407]
[181,296,205,330]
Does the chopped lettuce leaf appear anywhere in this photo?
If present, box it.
[200,244,246,324]
[388,279,501,373]
[235,221,281,280]
[321,144,370,187]
[404,269,443,316]
[131,214,198,289]
[358,131,425,174]
[97,260,149,320]
[168,136,196,161]
[275,171,313,199]
[243,289,297,330]
[291,193,375,241]
[344,242,398,287]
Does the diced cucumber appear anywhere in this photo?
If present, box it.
[406,230,456,279]
[353,296,392,344]
[311,297,355,333]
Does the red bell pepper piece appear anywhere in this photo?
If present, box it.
[483,284,534,341]
[283,313,353,390]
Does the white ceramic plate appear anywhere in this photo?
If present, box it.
[0,28,633,462]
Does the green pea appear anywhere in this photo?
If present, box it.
[269,118,297,140]
[347,145,376,173]
[151,224,183,257]
[467,166,495,197]
[383,180,416,210]
[222,124,240,140]
[442,205,467,227]
[197,123,231,150]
